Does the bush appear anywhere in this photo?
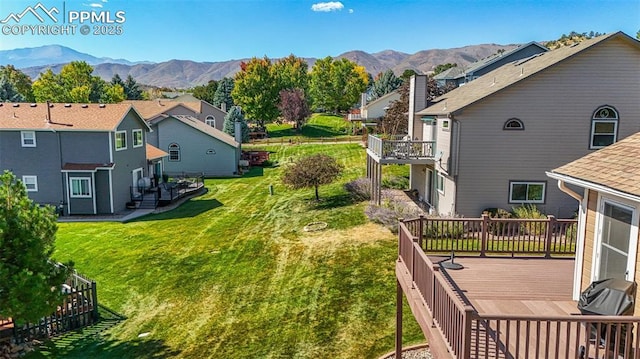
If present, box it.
[365,190,421,233]
[344,178,371,202]
[512,204,547,235]
[382,175,409,190]
[424,215,466,239]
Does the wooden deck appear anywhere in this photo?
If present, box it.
[434,256,579,315]
[396,217,640,359]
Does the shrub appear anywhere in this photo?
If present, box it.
[424,215,466,239]
[344,178,371,202]
[512,204,547,235]
[365,190,421,233]
[483,207,512,235]
[382,175,409,190]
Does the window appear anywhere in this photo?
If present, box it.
[22,176,38,192]
[21,131,36,147]
[441,119,450,131]
[509,181,545,204]
[168,143,180,161]
[436,172,445,194]
[115,131,127,151]
[70,177,91,198]
[590,106,618,149]
[503,118,524,130]
[205,115,216,127]
[132,129,143,148]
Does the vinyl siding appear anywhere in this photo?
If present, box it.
[197,102,227,131]
[454,38,640,217]
[0,131,64,205]
[111,111,148,213]
[155,118,238,177]
[408,75,428,139]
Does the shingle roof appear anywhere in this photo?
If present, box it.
[551,132,640,198]
[122,100,197,119]
[146,143,169,160]
[417,32,638,117]
[153,115,239,148]
[0,103,137,131]
[61,162,115,171]
[456,41,548,78]
[432,66,464,80]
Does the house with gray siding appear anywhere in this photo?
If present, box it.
[0,103,150,215]
[146,115,240,177]
[367,32,640,217]
[124,99,227,131]
[433,41,548,87]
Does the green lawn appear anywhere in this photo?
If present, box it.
[264,114,358,141]
[31,144,423,359]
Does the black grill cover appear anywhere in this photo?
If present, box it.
[578,278,636,316]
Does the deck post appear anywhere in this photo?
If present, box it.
[461,306,474,359]
[545,215,555,258]
[395,279,403,359]
[91,281,99,321]
[481,214,489,257]
[376,161,382,205]
[418,214,424,248]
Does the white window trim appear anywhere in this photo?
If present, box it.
[509,181,546,204]
[441,119,450,132]
[168,143,180,162]
[590,119,618,149]
[436,172,445,195]
[132,129,143,148]
[205,115,216,127]
[70,177,92,198]
[22,175,38,192]
[115,131,127,151]
[21,131,36,147]
[591,194,639,282]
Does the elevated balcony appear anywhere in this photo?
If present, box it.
[366,134,435,164]
[395,215,640,359]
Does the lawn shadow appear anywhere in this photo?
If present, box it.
[23,304,177,359]
[266,127,297,138]
[310,193,356,210]
[301,125,343,138]
[131,199,223,222]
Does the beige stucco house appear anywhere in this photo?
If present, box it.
[548,131,640,312]
[376,32,640,217]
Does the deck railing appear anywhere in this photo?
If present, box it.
[367,134,435,160]
[404,214,577,258]
[397,219,640,359]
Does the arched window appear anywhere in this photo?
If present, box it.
[590,106,619,149]
[503,118,524,130]
[205,115,215,127]
[168,143,180,161]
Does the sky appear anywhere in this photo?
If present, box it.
[0,0,638,63]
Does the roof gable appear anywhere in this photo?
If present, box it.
[418,32,640,117]
[153,115,239,148]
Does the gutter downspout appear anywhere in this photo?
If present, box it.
[557,179,583,202]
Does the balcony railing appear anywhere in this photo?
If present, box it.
[397,217,640,359]
[367,134,435,162]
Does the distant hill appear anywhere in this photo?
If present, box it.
[0,44,149,68]
[8,43,518,89]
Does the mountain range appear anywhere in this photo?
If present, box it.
[2,44,518,89]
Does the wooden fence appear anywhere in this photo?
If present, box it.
[0,271,98,343]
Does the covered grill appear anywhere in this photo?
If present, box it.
[577,278,636,358]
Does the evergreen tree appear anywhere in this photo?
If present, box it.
[0,171,72,323]
[124,75,143,100]
[370,70,402,101]
[0,75,25,102]
[222,106,249,143]
[213,77,234,110]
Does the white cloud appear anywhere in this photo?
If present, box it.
[102,0,108,2]
[83,3,103,7]
[311,2,344,12]
[348,8,354,13]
